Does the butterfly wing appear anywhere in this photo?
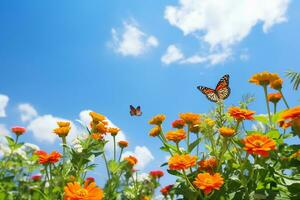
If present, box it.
[130,105,136,116]
[135,106,142,116]
[215,74,231,100]
[197,86,220,102]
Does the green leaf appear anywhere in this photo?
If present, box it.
[108,160,122,174]
[266,130,280,139]
[5,136,15,147]
[160,162,168,167]
[167,169,183,177]
[254,115,268,124]
[188,137,201,152]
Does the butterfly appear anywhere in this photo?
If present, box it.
[129,105,142,116]
[196,74,231,103]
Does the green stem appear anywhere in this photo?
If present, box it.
[196,133,200,157]
[279,89,290,109]
[176,142,181,154]
[274,103,277,114]
[102,153,111,180]
[182,170,197,193]
[113,136,116,161]
[62,136,67,165]
[263,85,272,127]
[187,125,190,152]
[118,148,124,162]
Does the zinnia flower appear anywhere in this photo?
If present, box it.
[168,154,197,170]
[291,117,300,136]
[243,134,276,157]
[85,177,95,184]
[172,119,185,129]
[268,93,282,104]
[57,121,70,127]
[89,111,106,123]
[64,180,104,200]
[249,72,280,86]
[35,150,62,165]
[219,127,235,137]
[124,155,138,166]
[53,126,71,137]
[270,78,283,90]
[148,114,166,125]
[149,170,164,179]
[179,112,200,124]
[278,106,300,128]
[198,157,218,172]
[108,127,120,136]
[193,173,224,195]
[95,122,107,134]
[204,118,215,127]
[31,174,42,181]
[160,185,173,196]
[91,133,104,140]
[149,126,161,137]
[165,129,186,143]
[118,140,128,148]
[11,126,26,135]
[228,106,255,122]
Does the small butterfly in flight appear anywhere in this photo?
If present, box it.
[129,105,142,116]
[196,74,231,103]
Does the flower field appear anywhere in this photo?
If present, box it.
[0,71,300,200]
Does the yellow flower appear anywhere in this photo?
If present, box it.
[168,154,197,170]
[89,111,106,123]
[219,127,235,137]
[57,121,70,127]
[149,126,161,137]
[205,118,215,127]
[165,129,186,143]
[179,112,200,124]
[53,127,71,137]
[249,71,280,86]
[148,114,166,125]
[270,78,283,90]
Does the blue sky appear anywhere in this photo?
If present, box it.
[0,0,300,191]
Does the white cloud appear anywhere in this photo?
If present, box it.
[161,45,184,64]
[0,124,10,138]
[18,103,38,122]
[164,0,290,64]
[111,21,159,56]
[0,94,9,117]
[123,146,154,169]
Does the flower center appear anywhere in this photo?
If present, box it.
[77,189,88,197]
[254,140,264,147]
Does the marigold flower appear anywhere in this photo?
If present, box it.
[57,121,70,127]
[198,157,218,172]
[149,170,164,179]
[268,93,282,104]
[160,185,173,196]
[190,124,201,133]
[85,177,95,184]
[249,71,280,86]
[228,106,255,122]
[149,126,161,137]
[95,122,107,134]
[35,150,62,164]
[11,126,26,135]
[148,114,166,125]
[172,119,185,129]
[270,78,283,90]
[219,127,235,137]
[91,133,104,140]
[179,112,200,124]
[204,118,215,127]
[89,111,106,123]
[31,174,42,181]
[193,173,224,195]
[165,129,186,143]
[243,134,276,157]
[108,127,120,136]
[168,154,197,170]
[64,181,104,200]
[278,106,300,128]
[53,126,71,137]
[124,155,138,166]
[118,140,128,148]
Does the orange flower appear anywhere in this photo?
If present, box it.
[268,93,282,104]
[124,155,138,166]
[148,114,166,125]
[179,112,200,124]
[228,106,255,122]
[270,78,283,90]
[108,127,120,136]
[149,170,164,178]
[168,154,197,170]
[57,121,70,127]
[249,71,280,86]
[278,106,300,128]
[11,126,26,135]
[89,111,106,123]
[243,134,276,157]
[149,126,161,137]
[160,185,173,196]
[193,173,224,195]
[118,140,128,148]
[140,196,150,200]
[198,157,218,172]
[53,126,71,137]
[219,127,235,137]
[91,133,104,140]
[165,129,186,143]
[64,180,104,200]
[35,150,62,165]
[95,122,107,134]
[172,119,185,129]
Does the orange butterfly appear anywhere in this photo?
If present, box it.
[197,74,231,102]
[130,105,142,116]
